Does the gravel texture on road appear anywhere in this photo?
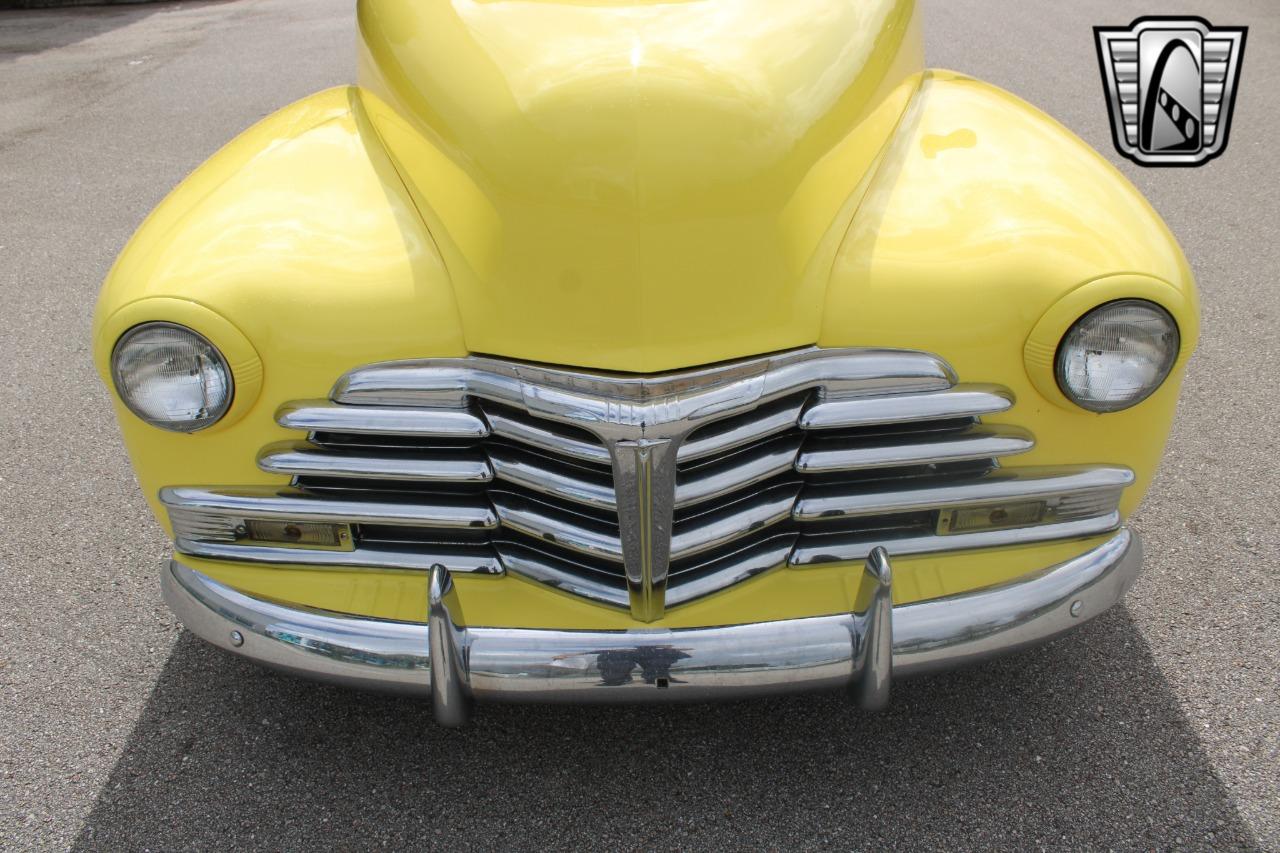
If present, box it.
[1,1,1276,849]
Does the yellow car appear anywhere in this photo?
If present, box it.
[94,0,1195,725]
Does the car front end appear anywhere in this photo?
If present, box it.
[93,0,1197,725]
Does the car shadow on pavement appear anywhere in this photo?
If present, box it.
[71,608,1257,851]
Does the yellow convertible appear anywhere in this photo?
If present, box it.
[94,0,1196,725]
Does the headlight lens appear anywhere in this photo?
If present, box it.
[1056,299,1179,412]
[111,323,233,431]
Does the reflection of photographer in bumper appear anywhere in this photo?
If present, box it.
[572,646,693,688]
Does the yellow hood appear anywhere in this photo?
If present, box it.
[357,0,922,371]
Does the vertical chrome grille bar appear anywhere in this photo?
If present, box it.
[611,438,677,622]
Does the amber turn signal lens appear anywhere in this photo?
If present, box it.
[938,501,1046,534]
[243,519,351,549]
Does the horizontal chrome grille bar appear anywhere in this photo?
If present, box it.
[491,493,623,562]
[174,539,503,574]
[800,385,1013,430]
[793,466,1134,521]
[169,511,240,543]
[488,484,801,566]
[474,433,804,514]
[671,485,799,561]
[482,405,610,465]
[677,395,808,462]
[488,447,616,511]
[161,486,498,529]
[795,425,1034,473]
[490,531,801,610]
[495,543,630,606]
[277,401,489,438]
[790,513,1121,564]
[334,349,955,430]
[258,444,493,482]
[675,435,802,509]
[665,533,797,607]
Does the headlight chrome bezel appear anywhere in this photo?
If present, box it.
[1054,298,1181,413]
[111,321,235,432]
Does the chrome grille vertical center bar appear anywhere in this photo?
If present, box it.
[612,439,677,620]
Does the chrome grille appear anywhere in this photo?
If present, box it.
[163,348,1132,620]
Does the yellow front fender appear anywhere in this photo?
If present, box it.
[94,87,467,526]
[823,71,1198,521]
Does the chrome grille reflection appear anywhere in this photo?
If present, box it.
[162,348,1132,613]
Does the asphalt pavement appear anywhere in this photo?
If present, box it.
[0,1,1276,849]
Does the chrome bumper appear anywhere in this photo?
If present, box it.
[163,529,1141,725]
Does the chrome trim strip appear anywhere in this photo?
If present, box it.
[161,529,1141,710]
[494,544,630,606]
[488,447,617,511]
[169,511,239,542]
[795,425,1034,473]
[677,396,808,462]
[334,349,956,423]
[482,431,802,513]
[493,533,799,610]
[173,540,504,574]
[277,401,489,438]
[792,466,1134,520]
[789,512,1122,564]
[258,444,494,483]
[799,385,1013,430]
[160,486,498,529]
[490,494,624,562]
[675,435,802,508]
[670,486,797,561]
[483,406,611,465]
[665,533,796,607]
[488,473,798,568]
[166,463,1126,586]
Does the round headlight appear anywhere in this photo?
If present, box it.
[111,323,233,431]
[1056,299,1179,412]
